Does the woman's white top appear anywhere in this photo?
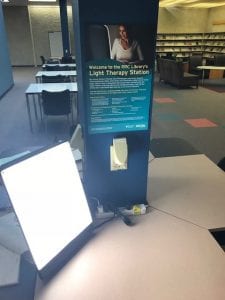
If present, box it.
[111,38,144,63]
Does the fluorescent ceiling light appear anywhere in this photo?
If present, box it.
[29,0,56,2]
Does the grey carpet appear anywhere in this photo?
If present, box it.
[151,74,225,164]
[1,67,225,165]
[0,67,72,156]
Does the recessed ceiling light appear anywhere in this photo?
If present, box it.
[29,0,56,2]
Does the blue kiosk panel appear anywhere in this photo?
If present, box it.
[72,0,159,213]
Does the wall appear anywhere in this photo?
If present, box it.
[28,5,61,65]
[2,5,225,66]
[3,6,33,66]
[30,5,75,65]
[3,5,75,66]
[0,3,13,98]
[206,6,225,32]
[157,7,209,33]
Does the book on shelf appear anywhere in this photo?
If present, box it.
[157,32,225,60]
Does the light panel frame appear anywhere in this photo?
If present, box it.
[1,142,93,278]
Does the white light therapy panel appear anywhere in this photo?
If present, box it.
[1,142,92,272]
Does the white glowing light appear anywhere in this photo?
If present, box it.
[1,142,92,271]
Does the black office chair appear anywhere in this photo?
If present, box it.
[40,55,46,65]
[188,55,203,76]
[44,65,59,71]
[41,89,72,132]
[45,65,70,71]
[41,75,70,83]
[214,54,225,66]
[46,59,60,64]
[61,56,75,64]
[67,66,76,71]
[214,55,225,77]
[56,66,70,71]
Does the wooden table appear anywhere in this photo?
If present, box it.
[197,65,225,85]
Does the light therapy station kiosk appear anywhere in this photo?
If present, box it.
[72,0,159,214]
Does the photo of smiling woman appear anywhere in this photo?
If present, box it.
[110,24,144,64]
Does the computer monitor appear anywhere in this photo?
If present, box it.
[0,142,93,279]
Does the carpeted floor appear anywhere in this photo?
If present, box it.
[151,74,225,164]
[202,78,225,93]
[0,67,74,156]
[1,66,223,174]
[0,67,225,167]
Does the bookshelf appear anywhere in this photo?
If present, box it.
[156,33,204,59]
[203,32,225,59]
[156,32,225,60]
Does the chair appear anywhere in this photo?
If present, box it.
[40,55,46,65]
[214,54,225,66]
[188,55,203,76]
[165,53,175,60]
[67,66,76,71]
[61,56,75,64]
[157,57,165,82]
[158,58,199,88]
[214,55,225,78]
[41,75,70,83]
[56,66,70,71]
[46,58,60,64]
[41,89,72,132]
[44,65,59,71]
[45,65,70,71]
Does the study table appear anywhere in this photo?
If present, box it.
[35,70,77,83]
[25,82,78,132]
[42,63,76,68]
[197,65,225,85]
[35,154,225,300]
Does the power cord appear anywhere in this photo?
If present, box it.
[89,196,134,228]
[93,215,115,230]
[115,208,134,226]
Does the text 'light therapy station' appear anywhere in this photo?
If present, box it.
[1,142,93,279]
[72,0,159,214]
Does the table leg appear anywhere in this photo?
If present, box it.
[32,94,38,120]
[202,70,205,86]
[38,94,42,121]
[26,94,33,133]
[71,93,74,125]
